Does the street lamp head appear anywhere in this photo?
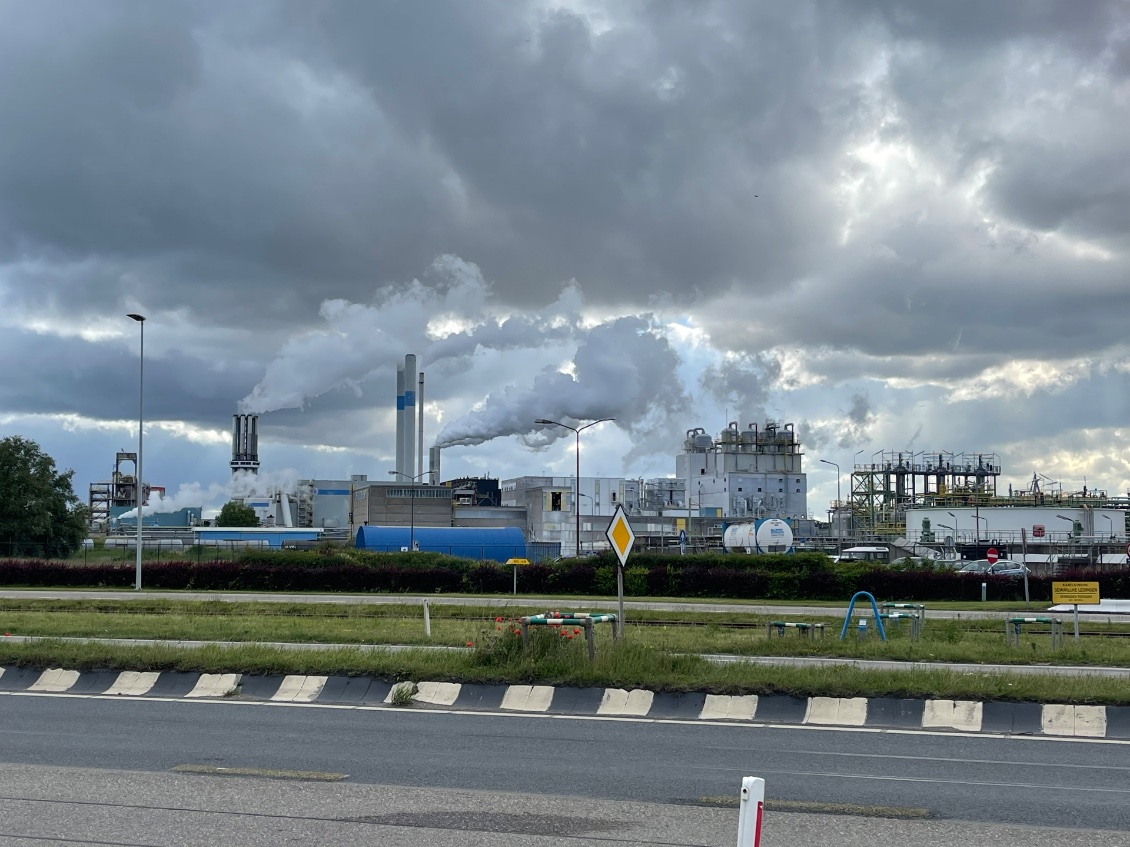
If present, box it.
[534,419,554,425]
[126,313,146,323]
[819,459,835,467]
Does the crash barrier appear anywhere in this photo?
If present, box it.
[879,611,922,641]
[520,611,619,660]
[840,591,887,641]
[881,602,926,628]
[1006,616,1064,649]
[767,621,825,639]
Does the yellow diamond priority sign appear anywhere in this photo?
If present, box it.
[605,504,635,568]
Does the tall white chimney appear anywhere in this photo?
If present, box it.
[429,445,442,487]
[395,361,405,478]
[403,354,417,482]
[417,370,425,480]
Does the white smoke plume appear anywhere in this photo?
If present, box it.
[435,315,693,459]
[239,255,583,414]
[117,468,300,520]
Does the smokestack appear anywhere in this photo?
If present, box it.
[429,445,442,487]
[403,354,417,482]
[395,361,405,477]
[417,370,425,480]
[230,413,261,476]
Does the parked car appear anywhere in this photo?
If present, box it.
[958,558,1030,576]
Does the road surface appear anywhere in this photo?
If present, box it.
[0,690,1127,845]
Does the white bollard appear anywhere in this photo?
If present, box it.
[423,599,431,638]
[735,776,765,847]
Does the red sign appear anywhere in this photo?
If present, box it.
[987,547,999,564]
[1032,524,1045,538]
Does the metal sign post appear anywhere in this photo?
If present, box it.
[1052,581,1100,643]
[1021,527,1030,609]
[605,505,635,641]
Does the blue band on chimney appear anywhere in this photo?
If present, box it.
[397,396,405,410]
[404,391,415,406]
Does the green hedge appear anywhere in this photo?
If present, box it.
[1,554,1127,602]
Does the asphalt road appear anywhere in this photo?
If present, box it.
[1,693,1127,836]
[5,762,1127,847]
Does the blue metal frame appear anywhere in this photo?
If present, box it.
[840,591,887,641]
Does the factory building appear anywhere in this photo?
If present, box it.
[88,451,160,531]
[351,480,454,530]
[678,422,808,520]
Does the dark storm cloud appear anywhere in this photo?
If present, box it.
[0,0,875,327]
[2,0,1130,482]
[0,328,256,424]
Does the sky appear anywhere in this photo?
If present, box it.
[3,0,1130,517]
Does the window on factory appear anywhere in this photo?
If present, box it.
[757,487,762,492]
[611,492,616,502]
[551,491,562,511]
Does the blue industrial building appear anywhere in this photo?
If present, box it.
[355,525,526,563]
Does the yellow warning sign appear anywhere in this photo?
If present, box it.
[1052,581,1100,605]
[605,504,635,567]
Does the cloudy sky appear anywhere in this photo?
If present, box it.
[3,0,1130,516]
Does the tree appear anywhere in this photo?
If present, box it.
[0,436,88,558]
[216,501,260,527]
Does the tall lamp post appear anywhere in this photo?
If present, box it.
[126,313,145,591]
[819,459,841,557]
[535,418,614,557]
[578,493,594,554]
[389,471,428,552]
[947,511,958,545]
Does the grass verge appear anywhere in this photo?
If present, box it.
[1,599,1128,667]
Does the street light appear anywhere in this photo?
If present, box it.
[578,493,594,553]
[1104,514,1114,540]
[819,459,841,556]
[389,470,429,552]
[947,511,958,544]
[973,514,987,541]
[535,418,614,557]
[126,313,145,591]
[1055,513,1076,541]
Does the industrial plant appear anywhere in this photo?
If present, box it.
[89,352,1130,569]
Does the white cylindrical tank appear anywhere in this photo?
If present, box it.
[755,518,794,553]
[723,522,758,553]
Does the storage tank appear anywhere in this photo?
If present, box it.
[723,519,794,554]
[723,522,758,553]
[755,518,794,553]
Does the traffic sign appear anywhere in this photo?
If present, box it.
[986,547,999,564]
[605,504,635,568]
[1052,581,1100,605]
